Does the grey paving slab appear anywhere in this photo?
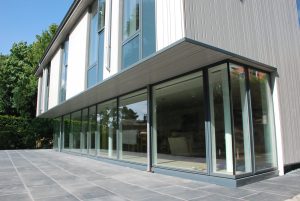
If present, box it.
[242,181,300,197]
[0,184,26,196]
[117,189,162,201]
[141,194,183,201]
[242,192,290,201]
[154,185,212,200]
[29,184,69,199]
[1,150,300,201]
[200,185,256,199]
[35,194,80,201]
[191,194,243,201]
[85,195,128,201]
[69,186,115,200]
[0,193,32,201]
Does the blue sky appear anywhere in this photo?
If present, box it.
[0,0,73,55]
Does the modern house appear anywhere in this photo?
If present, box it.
[35,0,300,186]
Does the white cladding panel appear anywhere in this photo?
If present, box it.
[66,11,89,99]
[156,0,185,51]
[103,0,120,80]
[185,0,300,165]
[48,48,62,110]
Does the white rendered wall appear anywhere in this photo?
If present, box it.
[156,0,185,51]
[48,48,62,110]
[184,0,300,166]
[66,11,89,100]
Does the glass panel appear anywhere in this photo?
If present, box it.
[98,31,104,82]
[208,64,233,175]
[123,0,139,40]
[122,36,139,69]
[152,72,206,172]
[98,0,105,30]
[45,67,50,111]
[70,110,81,152]
[63,115,70,150]
[60,40,68,103]
[249,69,277,171]
[81,108,88,154]
[88,106,97,155]
[97,100,117,158]
[230,64,252,174]
[89,2,98,68]
[87,66,97,88]
[119,90,147,164]
[53,118,61,150]
[142,0,155,58]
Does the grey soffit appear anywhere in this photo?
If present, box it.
[39,38,275,118]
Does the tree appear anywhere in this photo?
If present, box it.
[30,24,58,66]
[0,42,32,116]
[0,24,58,118]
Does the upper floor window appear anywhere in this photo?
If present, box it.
[122,0,155,69]
[297,0,300,26]
[60,40,69,103]
[87,0,106,88]
[44,65,51,111]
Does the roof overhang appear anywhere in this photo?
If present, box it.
[35,0,91,76]
[39,38,276,118]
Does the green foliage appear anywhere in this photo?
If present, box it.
[30,24,58,66]
[0,24,58,118]
[0,115,53,149]
[0,24,58,149]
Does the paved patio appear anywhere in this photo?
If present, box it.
[0,150,299,201]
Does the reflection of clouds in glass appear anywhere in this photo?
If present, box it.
[126,101,147,120]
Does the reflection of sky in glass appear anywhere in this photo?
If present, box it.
[126,101,147,120]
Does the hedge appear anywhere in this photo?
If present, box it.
[0,115,53,149]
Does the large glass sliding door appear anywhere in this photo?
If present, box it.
[58,61,277,179]
[53,118,61,151]
[119,90,148,164]
[208,64,233,175]
[63,114,70,150]
[97,100,117,158]
[88,106,97,155]
[230,64,252,174]
[70,110,81,152]
[152,72,206,172]
[249,69,277,171]
[81,108,88,154]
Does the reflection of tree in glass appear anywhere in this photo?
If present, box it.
[120,106,138,120]
[99,107,117,129]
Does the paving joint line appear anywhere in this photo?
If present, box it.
[16,151,83,201]
[26,152,133,201]
[6,150,35,201]
[34,151,186,201]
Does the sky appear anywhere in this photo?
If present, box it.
[0,0,73,55]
